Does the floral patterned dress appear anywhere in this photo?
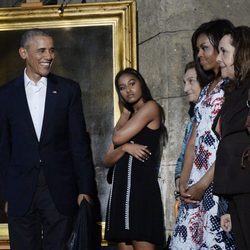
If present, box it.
[170,80,235,249]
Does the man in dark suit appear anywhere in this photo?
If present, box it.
[0,28,94,249]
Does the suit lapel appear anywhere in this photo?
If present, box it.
[40,75,58,143]
[14,76,38,142]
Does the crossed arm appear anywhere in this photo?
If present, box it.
[103,101,160,167]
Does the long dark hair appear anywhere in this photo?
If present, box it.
[228,26,250,82]
[115,68,168,145]
[223,26,250,98]
[191,19,234,85]
[115,68,153,112]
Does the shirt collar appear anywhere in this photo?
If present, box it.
[24,69,47,88]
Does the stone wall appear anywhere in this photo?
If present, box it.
[76,0,250,236]
[135,0,250,235]
[1,0,250,237]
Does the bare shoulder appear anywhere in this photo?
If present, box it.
[143,100,161,114]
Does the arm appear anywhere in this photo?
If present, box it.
[115,107,131,130]
[104,102,153,167]
[175,156,183,190]
[103,142,151,167]
[175,120,193,191]
[68,82,95,203]
[103,143,125,167]
[175,145,186,195]
[0,87,11,212]
[179,122,196,202]
[112,101,160,145]
[186,163,215,201]
[0,87,11,203]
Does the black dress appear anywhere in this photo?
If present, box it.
[213,79,250,195]
[213,79,250,250]
[105,126,165,245]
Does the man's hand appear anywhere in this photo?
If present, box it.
[77,194,92,206]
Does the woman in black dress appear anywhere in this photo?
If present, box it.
[104,68,166,250]
[214,26,250,250]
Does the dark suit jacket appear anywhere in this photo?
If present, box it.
[213,78,250,196]
[0,73,94,216]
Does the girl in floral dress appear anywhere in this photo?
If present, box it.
[170,19,235,249]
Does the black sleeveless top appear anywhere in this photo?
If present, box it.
[105,126,165,245]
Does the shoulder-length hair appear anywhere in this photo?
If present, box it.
[191,19,234,85]
[223,26,250,97]
[229,26,250,82]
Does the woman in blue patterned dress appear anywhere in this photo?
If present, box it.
[170,19,235,249]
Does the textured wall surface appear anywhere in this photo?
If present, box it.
[1,0,250,239]
[81,0,250,237]
[135,0,250,235]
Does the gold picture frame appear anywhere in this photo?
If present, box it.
[0,1,137,248]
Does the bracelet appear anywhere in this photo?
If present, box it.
[174,191,180,199]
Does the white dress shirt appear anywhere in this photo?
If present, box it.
[24,70,47,141]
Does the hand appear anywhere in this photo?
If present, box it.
[186,181,206,202]
[122,143,151,162]
[179,182,192,203]
[121,107,131,116]
[179,182,199,205]
[77,194,92,206]
[221,213,232,232]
